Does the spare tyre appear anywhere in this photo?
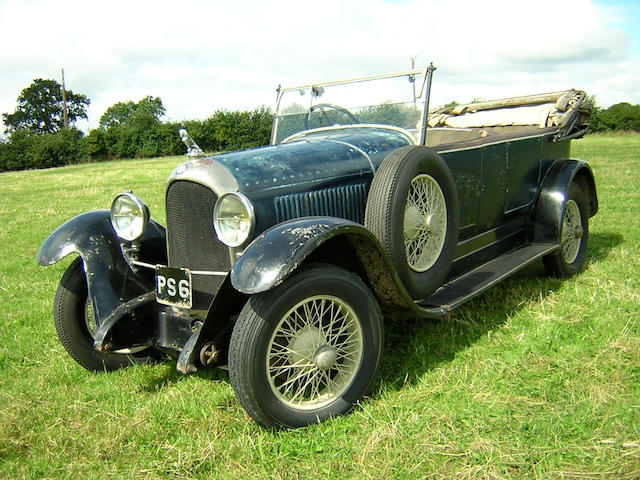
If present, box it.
[365,146,459,299]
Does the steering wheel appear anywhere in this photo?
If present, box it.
[304,103,360,130]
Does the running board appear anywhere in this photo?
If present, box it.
[418,243,559,312]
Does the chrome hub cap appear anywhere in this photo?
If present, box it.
[266,295,363,410]
[404,174,447,272]
[314,345,338,371]
[287,327,324,365]
[561,199,582,263]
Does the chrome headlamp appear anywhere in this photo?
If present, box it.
[110,192,149,242]
[213,192,255,247]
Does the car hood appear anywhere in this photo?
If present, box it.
[167,127,413,197]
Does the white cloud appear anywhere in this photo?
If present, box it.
[1,0,638,133]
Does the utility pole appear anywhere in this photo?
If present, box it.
[61,68,69,131]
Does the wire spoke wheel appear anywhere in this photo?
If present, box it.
[560,199,582,263]
[267,295,363,410]
[53,257,155,371]
[85,299,97,337]
[403,174,447,272]
[365,146,458,299]
[228,265,383,428]
[542,182,590,278]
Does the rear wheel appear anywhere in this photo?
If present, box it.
[543,183,589,276]
[54,257,155,371]
[228,265,384,428]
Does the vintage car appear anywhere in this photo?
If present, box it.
[38,64,597,428]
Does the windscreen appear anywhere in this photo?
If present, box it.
[273,72,427,144]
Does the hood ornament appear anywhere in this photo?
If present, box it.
[179,128,204,157]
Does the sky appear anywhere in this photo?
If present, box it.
[1,0,639,133]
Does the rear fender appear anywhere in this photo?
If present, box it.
[37,210,167,329]
[532,159,598,244]
[231,217,447,318]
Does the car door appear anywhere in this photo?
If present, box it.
[476,142,508,231]
[440,147,483,238]
[504,136,542,213]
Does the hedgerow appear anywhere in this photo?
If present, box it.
[0,129,87,171]
[0,107,273,172]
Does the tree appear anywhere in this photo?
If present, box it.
[2,78,90,134]
[598,103,640,132]
[587,98,640,133]
[99,96,166,130]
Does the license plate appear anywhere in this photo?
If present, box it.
[155,266,192,308]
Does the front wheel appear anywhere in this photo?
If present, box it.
[228,265,384,428]
[54,257,156,371]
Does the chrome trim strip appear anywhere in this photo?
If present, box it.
[190,270,229,276]
[419,64,436,146]
[166,158,239,198]
[278,68,429,93]
[281,124,416,145]
[130,260,228,276]
[131,260,156,270]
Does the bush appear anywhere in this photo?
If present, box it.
[207,107,273,151]
[1,106,274,171]
[85,128,108,158]
[0,129,87,172]
[589,102,640,133]
[88,107,273,161]
[176,108,273,154]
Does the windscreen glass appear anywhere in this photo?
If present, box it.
[274,72,426,143]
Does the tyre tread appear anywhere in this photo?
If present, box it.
[228,264,383,429]
[228,292,277,428]
[53,257,153,372]
[542,183,589,277]
[365,147,413,266]
[365,146,459,299]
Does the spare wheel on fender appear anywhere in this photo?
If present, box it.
[365,146,459,299]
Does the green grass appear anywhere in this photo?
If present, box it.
[1,136,638,479]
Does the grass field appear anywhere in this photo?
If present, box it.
[0,134,638,479]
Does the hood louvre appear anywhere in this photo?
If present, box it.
[274,183,367,224]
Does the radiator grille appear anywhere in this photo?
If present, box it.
[165,181,230,310]
[274,184,367,224]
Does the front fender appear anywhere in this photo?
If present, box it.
[38,210,117,267]
[532,159,598,244]
[37,210,166,328]
[231,217,447,318]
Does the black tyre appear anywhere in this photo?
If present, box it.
[542,182,589,277]
[365,146,459,299]
[228,264,384,429]
[54,257,155,372]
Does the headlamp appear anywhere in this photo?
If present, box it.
[213,192,255,247]
[110,192,149,242]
